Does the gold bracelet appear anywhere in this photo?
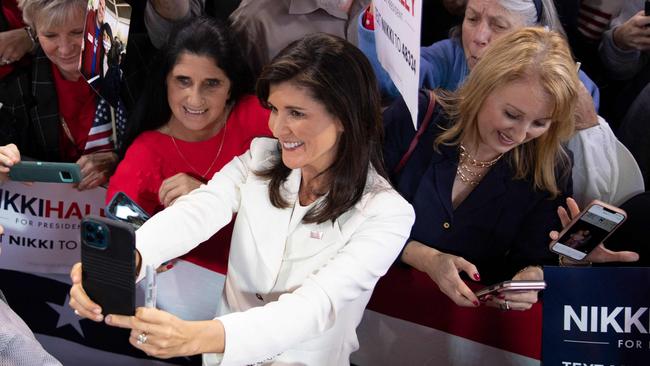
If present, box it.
[558,255,592,267]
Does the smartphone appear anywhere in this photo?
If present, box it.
[550,200,627,261]
[646,0,650,16]
[81,215,135,316]
[8,161,81,183]
[106,192,151,229]
[474,280,547,298]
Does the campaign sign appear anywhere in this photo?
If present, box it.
[0,181,106,274]
[374,0,422,128]
[542,267,650,366]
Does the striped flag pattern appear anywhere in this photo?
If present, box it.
[83,98,118,155]
[577,1,622,40]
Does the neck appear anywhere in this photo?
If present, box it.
[59,68,81,82]
[299,167,329,205]
[461,139,501,162]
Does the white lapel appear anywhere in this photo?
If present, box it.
[237,168,302,291]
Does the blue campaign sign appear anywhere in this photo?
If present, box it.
[542,267,650,366]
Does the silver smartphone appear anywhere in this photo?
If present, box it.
[474,280,547,298]
[549,200,626,261]
[106,191,151,229]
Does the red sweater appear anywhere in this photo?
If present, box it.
[107,95,272,273]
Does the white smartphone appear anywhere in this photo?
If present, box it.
[550,200,627,261]
[474,280,547,298]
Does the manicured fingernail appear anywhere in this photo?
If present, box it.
[473,301,480,307]
[473,273,481,281]
[105,315,111,323]
[166,264,174,270]
[96,314,104,321]
[93,307,101,314]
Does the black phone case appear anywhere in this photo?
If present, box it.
[81,215,136,316]
[106,192,151,222]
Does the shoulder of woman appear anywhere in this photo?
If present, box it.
[121,131,168,162]
[354,168,414,217]
[245,137,279,167]
[229,95,270,125]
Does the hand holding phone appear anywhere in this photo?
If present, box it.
[474,280,546,298]
[550,200,626,261]
[8,161,81,183]
[81,215,136,316]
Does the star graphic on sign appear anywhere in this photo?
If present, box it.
[47,294,85,338]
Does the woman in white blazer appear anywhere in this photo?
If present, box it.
[69,33,415,365]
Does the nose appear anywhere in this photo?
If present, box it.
[510,123,529,144]
[58,36,80,57]
[472,21,491,48]
[186,86,205,107]
[269,111,290,137]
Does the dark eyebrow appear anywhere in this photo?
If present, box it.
[284,105,307,111]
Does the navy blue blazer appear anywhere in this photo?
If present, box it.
[383,91,571,283]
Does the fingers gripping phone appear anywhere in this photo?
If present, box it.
[474,280,547,298]
[106,192,151,229]
[81,215,136,316]
[550,200,627,261]
[8,161,81,183]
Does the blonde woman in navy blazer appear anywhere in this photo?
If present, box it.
[69,33,415,365]
[384,28,577,311]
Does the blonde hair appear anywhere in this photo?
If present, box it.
[19,0,86,32]
[436,27,579,197]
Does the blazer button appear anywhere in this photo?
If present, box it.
[442,222,450,229]
[255,293,264,301]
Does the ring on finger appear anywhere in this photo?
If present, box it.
[136,332,148,345]
[74,309,80,316]
[505,300,510,311]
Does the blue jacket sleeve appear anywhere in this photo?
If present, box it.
[578,70,600,112]
[357,13,400,100]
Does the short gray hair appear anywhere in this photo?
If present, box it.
[498,0,566,36]
[19,0,87,32]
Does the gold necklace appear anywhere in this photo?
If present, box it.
[456,144,503,186]
[171,122,227,179]
[456,166,480,186]
[459,144,503,168]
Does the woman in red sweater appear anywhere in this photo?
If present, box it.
[106,17,271,320]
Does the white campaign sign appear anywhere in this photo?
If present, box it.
[374,0,422,128]
[0,181,106,274]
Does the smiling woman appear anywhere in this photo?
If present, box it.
[104,17,272,320]
[383,27,577,311]
[70,32,415,366]
[0,0,119,190]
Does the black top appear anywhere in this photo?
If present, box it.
[383,91,571,283]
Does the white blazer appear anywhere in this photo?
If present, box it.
[136,138,415,366]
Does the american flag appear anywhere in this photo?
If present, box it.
[83,98,120,155]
